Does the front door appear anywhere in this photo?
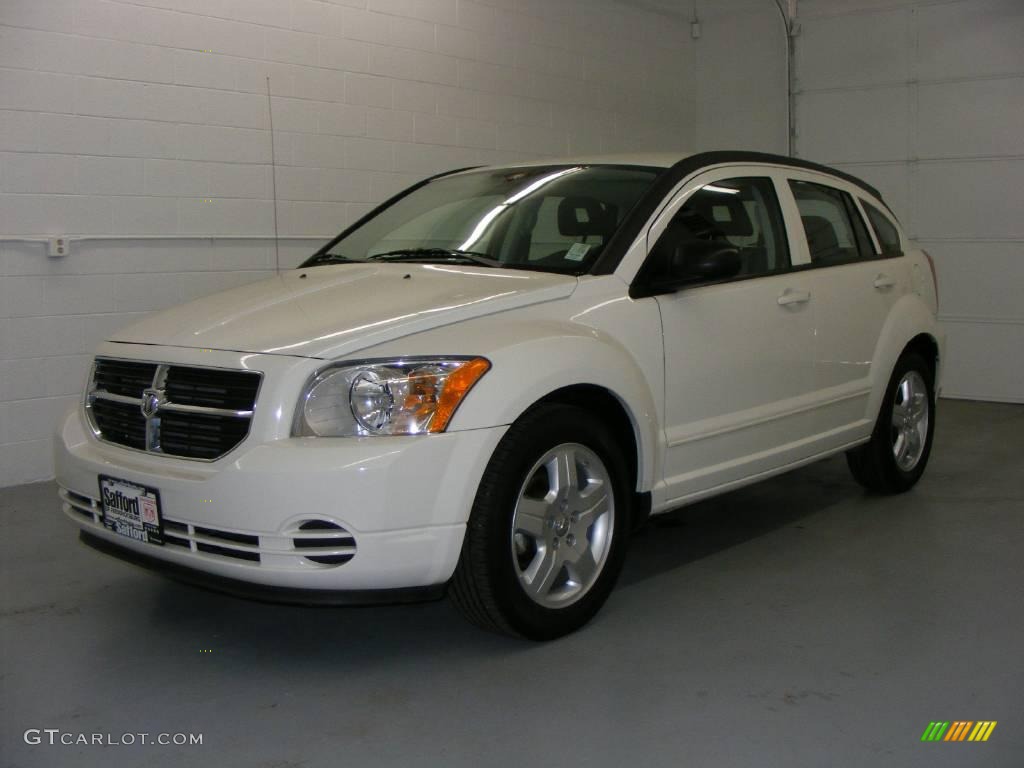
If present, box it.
[652,171,819,504]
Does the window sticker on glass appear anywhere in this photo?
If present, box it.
[566,242,593,261]
[712,205,733,223]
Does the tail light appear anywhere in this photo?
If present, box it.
[922,249,939,309]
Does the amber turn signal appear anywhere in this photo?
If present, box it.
[429,357,491,432]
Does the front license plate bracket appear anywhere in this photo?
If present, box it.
[98,475,164,546]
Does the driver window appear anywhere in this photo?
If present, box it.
[652,176,791,282]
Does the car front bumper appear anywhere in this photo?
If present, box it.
[56,405,507,597]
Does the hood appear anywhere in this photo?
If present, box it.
[110,263,577,359]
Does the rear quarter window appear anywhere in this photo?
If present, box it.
[862,201,903,257]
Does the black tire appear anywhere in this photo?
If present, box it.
[846,351,936,493]
[450,403,631,640]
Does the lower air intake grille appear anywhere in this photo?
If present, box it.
[154,519,261,562]
[292,520,357,566]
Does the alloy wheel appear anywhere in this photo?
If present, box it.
[510,443,615,608]
[891,370,930,472]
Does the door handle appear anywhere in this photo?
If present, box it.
[777,289,811,306]
[873,273,896,289]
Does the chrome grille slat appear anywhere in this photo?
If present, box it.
[86,358,261,461]
[90,391,144,406]
[158,402,254,418]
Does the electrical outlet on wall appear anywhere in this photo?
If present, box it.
[47,237,70,258]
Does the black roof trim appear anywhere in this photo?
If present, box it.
[694,151,884,199]
[590,150,887,276]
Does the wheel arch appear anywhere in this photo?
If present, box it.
[436,322,662,498]
[867,292,945,423]
[531,383,652,528]
[904,332,940,381]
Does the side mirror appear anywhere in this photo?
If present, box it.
[672,240,742,283]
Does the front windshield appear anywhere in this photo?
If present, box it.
[302,165,661,274]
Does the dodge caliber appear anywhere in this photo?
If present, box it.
[57,151,944,639]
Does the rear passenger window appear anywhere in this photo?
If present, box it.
[789,180,872,265]
[862,201,903,257]
[653,177,790,281]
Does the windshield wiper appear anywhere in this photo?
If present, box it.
[303,252,359,266]
[367,248,501,268]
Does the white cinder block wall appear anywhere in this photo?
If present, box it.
[795,0,1024,403]
[0,0,697,487]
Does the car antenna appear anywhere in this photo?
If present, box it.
[266,76,281,275]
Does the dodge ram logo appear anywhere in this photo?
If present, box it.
[141,388,164,419]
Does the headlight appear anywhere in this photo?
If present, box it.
[294,357,491,437]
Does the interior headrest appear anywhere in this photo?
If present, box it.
[685,192,753,237]
[558,196,612,237]
[802,215,839,252]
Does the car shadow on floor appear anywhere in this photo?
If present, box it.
[619,453,854,588]
[99,455,858,666]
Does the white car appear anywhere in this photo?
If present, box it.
[56,151,944,639]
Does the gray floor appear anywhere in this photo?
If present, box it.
[2,400,1022,768]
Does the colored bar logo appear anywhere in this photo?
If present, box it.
[921,721,997,742]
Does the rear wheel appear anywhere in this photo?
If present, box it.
[846,351,935,493]
[450,404,630,639]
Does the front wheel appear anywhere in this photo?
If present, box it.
[450,404,631,639]
[846,351,936,493]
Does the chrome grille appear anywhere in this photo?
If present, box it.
[86,358,261,461]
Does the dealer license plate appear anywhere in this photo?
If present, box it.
[98,476,164,546]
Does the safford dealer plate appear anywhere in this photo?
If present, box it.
[98,476,164,546]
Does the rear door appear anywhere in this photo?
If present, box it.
[780,173,906,448]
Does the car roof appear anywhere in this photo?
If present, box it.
[481,151,687,170]
[463,150,886,208]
